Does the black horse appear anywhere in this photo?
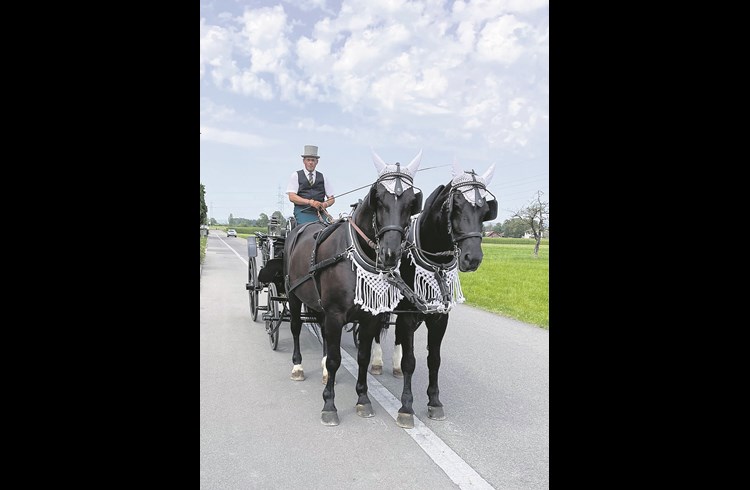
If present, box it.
[283,150,423,426]
[369,161,497,428]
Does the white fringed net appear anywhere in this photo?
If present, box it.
[407,250,465,313]
[348,251,404,315]
[377,164,415,195]
[450,169,491,206]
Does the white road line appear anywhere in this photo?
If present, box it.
[215,234,248,265]
[307,324,495,490]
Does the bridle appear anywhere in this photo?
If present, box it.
[350,163,421,255]
[414,172,496,260]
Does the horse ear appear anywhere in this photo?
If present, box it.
[372,148,387,174]
[451,158,464,178]
[410,191,423,216]
[484,199,498,221]
[481,163,496,185]
[406,149,422,175]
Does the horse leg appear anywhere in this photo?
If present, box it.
[355,317,381,417]
[321,313,344,426]
[395,313,420,428]
[392,336,403,378]
[372,313,396,374]
[369,327,383,375]
[319,314,334,385]
[425,314,449,420]
[288,294,305,381]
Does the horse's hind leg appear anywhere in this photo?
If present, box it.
[317,312,335,385]
[369,319,386,375]
[425,314,449,420]
[321,314,345,426]
[392,339,403,377]
[288,294,305,381]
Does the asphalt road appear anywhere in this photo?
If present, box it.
[200,230,549,489]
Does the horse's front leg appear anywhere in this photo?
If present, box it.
[288,294,305,381]
[355,316,381,417]
[425,314,449,420]
[321,313,344,426]
[396,313,421,428]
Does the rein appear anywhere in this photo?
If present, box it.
[350,219,376,250]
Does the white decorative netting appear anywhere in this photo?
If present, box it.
[378,164,415,195]
[407,250,465,312]
[348,250,404,315]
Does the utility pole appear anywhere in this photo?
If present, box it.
[277,186,285,216]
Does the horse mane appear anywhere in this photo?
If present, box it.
[422,184,447,213]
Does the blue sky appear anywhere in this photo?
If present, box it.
[200,0,548,225]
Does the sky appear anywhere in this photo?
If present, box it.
[200,0,548,226]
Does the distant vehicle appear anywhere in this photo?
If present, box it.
[227,229,237,237]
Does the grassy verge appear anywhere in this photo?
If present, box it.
[200,236,207,264]
[459,241,549,329]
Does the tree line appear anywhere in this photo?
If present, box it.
[201,183,548,255]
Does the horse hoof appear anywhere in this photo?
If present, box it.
[291,371,305,381]
[428,406,446,420]
[370,365,383,375]
[356,403,375,418]
[396,412,414,429]
[321,411,339,426]
[393,368,403,378]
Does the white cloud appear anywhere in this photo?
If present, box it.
[199,2,548,226]
[199,126,271,149]
[199,18,236,84]
[476,15,527,64]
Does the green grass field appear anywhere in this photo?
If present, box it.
[459,240,548,329]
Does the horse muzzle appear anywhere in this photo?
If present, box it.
[458,246,483,272]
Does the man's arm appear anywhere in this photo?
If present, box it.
[288,192,322,209]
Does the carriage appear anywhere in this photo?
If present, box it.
[245,215,363,350]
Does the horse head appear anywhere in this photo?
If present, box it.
[364,149,424,269]
[447,161,498,271]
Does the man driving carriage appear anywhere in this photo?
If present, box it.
[285,145,336,227]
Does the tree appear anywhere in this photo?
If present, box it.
[228,213,234,226]
[200,183,208,226]
[511,191,549,257]
[501,218,527,238]
[257,213,269,227]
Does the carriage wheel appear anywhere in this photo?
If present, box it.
[247,257,259,322]
[266,283,281,350]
